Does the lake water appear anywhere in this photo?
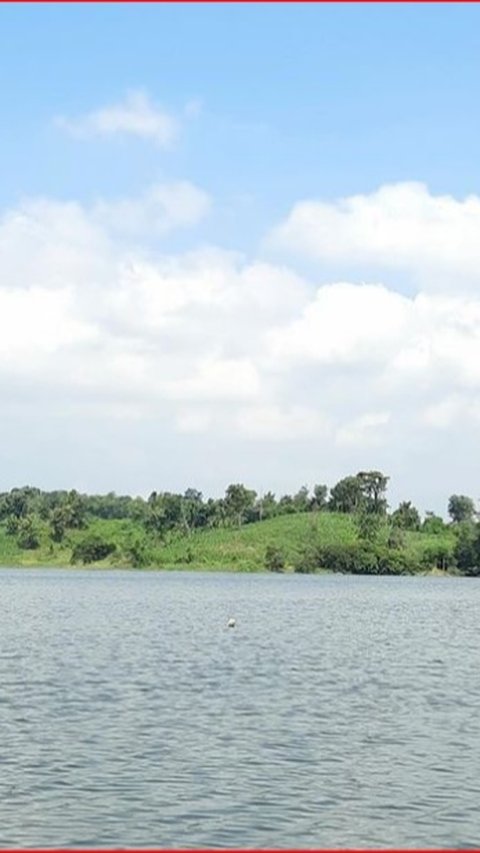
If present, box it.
[1,569,480,848]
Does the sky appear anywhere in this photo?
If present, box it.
[2,3,480,513]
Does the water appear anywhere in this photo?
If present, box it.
[1,569,480,848]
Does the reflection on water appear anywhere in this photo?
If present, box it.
[1,569,480,847]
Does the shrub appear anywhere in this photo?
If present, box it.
[72,534,116,564]
[294,546,319,573]
[294,542,420,576]
[123,535,151,568]
[5,515,19,536]
[265,544,285,572]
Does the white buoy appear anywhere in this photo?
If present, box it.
[227,617,236,628]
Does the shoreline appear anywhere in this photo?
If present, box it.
[0,561,455,577]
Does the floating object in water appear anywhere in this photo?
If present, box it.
[227,617,236,628]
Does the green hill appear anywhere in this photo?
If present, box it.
[0,511,457,573]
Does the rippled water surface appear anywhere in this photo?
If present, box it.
[1,569,480,847]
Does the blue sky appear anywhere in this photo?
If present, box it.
[2,3,480,512]
[3,4,480,232]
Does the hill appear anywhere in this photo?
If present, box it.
[0,511,457,573]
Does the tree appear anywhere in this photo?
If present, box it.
[453,522,480,575]
[311,484,328,511]
[49,490,86,541]
[256,491,277,521]
[5,488,31,519]
[181,488,204,534]
[278,494,296,515]
[50,506,67,542]
[16,514,41,550]
[224,484,256,527]
[356,471,389,515]
[391,501,421,531]
[144,492,185,538]
[421,542,453,572]
[59,490,86,529]
[448,494,476,524]
[422,512,445,534]
[293,486,310,513]
[329,476,364,513]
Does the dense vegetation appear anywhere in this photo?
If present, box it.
[0,472,479,575]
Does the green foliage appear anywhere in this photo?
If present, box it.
[329,475,364,513]
[311,484,328,511]
[387,525,406,549]
[264,544,285,572]
[3,487,36,519]
[0,473,470,576]
[391,501,421,531]
[329,470,389,516]
[72,534,117,564]
[122,533,151,568]
[6,515,19,535]
[356,508,383,543]
[16,514,41,550]
[293,486,310,513]
[422,512,446,534]
[421,541,454,572]
[356,470,389,515]
[295,541,419,575]
[453,522,480,575]
[256,491,278,521]
[49,491,86,541]
[224,483,257,527]
[448,494,476,524]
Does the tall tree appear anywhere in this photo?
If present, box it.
[453,522,480,574]
[329,476,364,513]
[256,491,277,521]
[293,486,310,513]
[448,494,476,524]
[224,484,256,527]
[311,484,328,511]
[356,471,389,515]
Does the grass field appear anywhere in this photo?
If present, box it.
[0,511,457,572]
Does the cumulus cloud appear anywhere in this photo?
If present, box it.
[266,282,410,367]
[268,181,480,291]
[3,179,480,506]
[56,89,178,146]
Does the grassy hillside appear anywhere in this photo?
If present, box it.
[0,511,457,572]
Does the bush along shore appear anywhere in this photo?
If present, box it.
[0,472,479,575]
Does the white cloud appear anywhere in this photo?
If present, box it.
[335,412,390,447]
[159,355,261,402]
[266,282,409,367]
[56,89,178,146]
[268,182,480,291]
[176,408,212,433]
[236,405,329,440]
[3,180,480,507]
[93,181,211,236]
[0,286,97,361]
